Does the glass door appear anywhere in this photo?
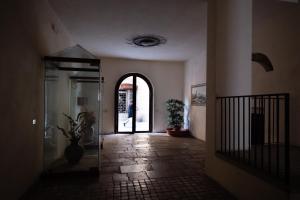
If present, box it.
[115,73,153,133]
[135,77,151,132]
[117,76,133,132]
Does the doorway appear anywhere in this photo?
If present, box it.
[115,73,153,133]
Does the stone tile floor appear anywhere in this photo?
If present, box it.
[22,133,236,200]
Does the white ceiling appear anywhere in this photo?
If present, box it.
[49,0,206,61]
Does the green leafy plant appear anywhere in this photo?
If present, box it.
[166,99,184,129]
[57,112,96,143]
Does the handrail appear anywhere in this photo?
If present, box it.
[216,93,290,185]
[216,93,289,99]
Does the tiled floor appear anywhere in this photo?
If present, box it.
[22,133,236,200]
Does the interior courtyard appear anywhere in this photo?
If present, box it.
[1,0,300,200]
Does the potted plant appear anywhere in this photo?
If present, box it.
[57,112,95,164]
[166,99,185,136]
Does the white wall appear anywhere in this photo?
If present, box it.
[0,0,73,199]
[184,58,207,140]
[206,0,288,199]
[101,57,185,133]
[183,1,207,141]
[252,0,300,146]
[215,0,252,96]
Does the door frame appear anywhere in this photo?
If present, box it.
[114,73,153,133]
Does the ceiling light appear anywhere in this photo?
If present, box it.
[128,35,167,47]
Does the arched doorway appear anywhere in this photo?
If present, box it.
[115,73,153,133]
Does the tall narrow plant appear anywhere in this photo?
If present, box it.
[166,99,184,129]
[57,112,95,143]
[56,112,95,164]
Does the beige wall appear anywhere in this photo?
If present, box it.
[206,0,288,199]
[215,0,252,96]
[0,0,73,199]
[183,1,207,141]
[252,0,300,146]
[184,57,207,140]
[101,57,184,133]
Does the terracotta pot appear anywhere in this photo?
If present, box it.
[174,126,181,131]
[166,128,173,135]
[167,128,190,137]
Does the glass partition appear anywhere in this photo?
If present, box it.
[117,76,133,132]
[44,52,101,175]
[136,77,150,131]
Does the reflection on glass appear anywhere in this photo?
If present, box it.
[70,81,99,146]
[118,76,133,132]
[136,77,150,131]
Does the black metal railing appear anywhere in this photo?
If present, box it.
[216,93,289,184]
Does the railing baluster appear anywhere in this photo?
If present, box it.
[229,98,231,156]
[272,97,275,175]
[268,96,271,174]
[248,97,251,165]
[276,96,280,177]
[261,96,264,170]
[225,98,227,154]
[285,94,290,184]
[221,98,223,153]
[243,97,245,161]
[238,98,240,159]
[254,96,257,168]
[233,98,236,158]
[273,98,275,146]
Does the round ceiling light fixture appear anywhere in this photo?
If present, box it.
[128,35,167,47]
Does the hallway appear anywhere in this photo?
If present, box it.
[23,133,235,199]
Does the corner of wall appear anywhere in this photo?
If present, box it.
[0,0,74,199]
[206,0,289,199]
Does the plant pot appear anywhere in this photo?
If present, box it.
[166,128,173,135]
[64,141,83,165]
[167,128,190,137]
[174,126,181,131]
[168,129,181,136]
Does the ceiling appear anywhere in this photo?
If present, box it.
[49,0,206,61]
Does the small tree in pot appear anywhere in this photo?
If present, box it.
[57,112,95,165]
[166,99,184,135]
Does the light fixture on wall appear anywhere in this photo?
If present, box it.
[127,34,167,47]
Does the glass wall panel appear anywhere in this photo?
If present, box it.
[136,77,150,131]
[115,74,152,133]
[44,67,59,168]
[117,76,133,132]
[44,58,100,175]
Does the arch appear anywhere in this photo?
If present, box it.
[114,73,153,133]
